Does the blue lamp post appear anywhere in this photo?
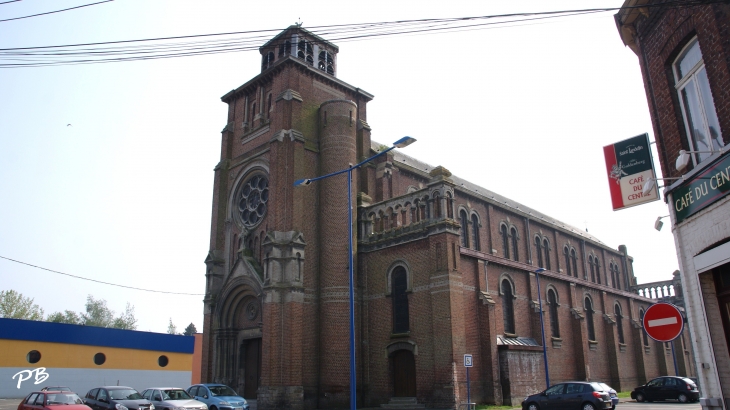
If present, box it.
[534,267,550,389]
[294,136,416,410]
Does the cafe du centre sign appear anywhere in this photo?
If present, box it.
[671,152,730,224]
[604,133,659,211]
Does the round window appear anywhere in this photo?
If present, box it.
[94,353,106,365]
[158,355,169,367]
[237,174,269,228]
[26,350,41,364]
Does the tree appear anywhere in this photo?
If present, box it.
[82,296,115,327]
[167,318,178,335]
[47,310,81,324]
[0,290,44,320]
[183,322,197,336]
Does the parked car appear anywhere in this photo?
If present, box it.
[141,388,207,410]
[18,391,91,410]
[596,383,619,410]
[40,387,73,392]
[83,387,155,410]
[630,376,699,403]
[186,384,248,410]
[521,381,613,410]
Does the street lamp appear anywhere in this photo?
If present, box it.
[534,267,550,388]
[294,136,416,410]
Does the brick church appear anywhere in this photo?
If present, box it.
[201,26,681,409]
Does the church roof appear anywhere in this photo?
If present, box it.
[260,25,339,53]
[373,140,605,245]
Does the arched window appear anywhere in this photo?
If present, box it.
[570,248,578,278]
[535,237,544,268]
[471,214,480,251]
[543,239,551,270]
[585,297,596,341]
[267,93,273,119]
[443,193,453,219]
[640,308,649,346]
[564,247,572,276]
[615,304,625,344]
[548,289,560,338]
[510,227,519,262]
[595,258,601,284]
[392,267,409,333]
[501,225,510,259]
[610,262,621,290]
[460,210,469,248]
[278,40,290,57]
[261,51,275,70]
[318,50,334,74]
[251,103,257,128]
[588,256,595,282]
[502,280,515,335]
[433,193,441,218]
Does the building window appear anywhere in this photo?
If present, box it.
[510,227,519,262]
[639,308,649,346]
[237,174,269,228]
[543,239,551,270]
[535,237,544,268]
[548,289,560,338]
[610,262,621,290]
[501,224,510,260]
[278,40,290,57]
[460,210,469,248]
[595,258,601,284]
[588,256,595,282]
[570,248,578,278]
[297,40,313,65]
[502,279,515,335]
[471,214,480,251]
[673,37,723,165]
[261,51,275,70]
[585,297,596,341]
[615,304,625,344]
[564,246,571,276]
[318,50,334,74]
[392,267,409,333]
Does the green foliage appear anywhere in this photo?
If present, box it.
[48,296,137,330]
[0,290,44,320]
[183,322,198,336]
[47,310,81,324]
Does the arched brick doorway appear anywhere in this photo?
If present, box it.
[392,349,416,397]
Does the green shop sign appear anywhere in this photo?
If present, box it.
[673,153,730,224]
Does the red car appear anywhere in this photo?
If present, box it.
[18,391,92,410]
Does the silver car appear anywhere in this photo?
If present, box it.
[141,388,207,410]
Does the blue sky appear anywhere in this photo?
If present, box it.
[0,0,678,333]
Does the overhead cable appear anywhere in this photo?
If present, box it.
[0,255,204,296]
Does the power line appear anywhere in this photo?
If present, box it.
[0,0,23,5]
[0,255,204,296]
[0,0,114,23]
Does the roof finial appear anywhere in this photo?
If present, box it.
[295,18,303,27]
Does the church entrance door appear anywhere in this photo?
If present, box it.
[240,338,261,399]
[393,350,416,397]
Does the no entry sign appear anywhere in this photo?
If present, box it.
[643,303,684,342]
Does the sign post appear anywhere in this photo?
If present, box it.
[464,354,473,409]
[643,303,684,376]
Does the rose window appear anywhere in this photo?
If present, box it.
[238,175,269,228]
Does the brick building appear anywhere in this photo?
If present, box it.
[202,26,673,409]
[616,1,730,409]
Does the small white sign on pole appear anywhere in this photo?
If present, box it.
[464,354,473,367]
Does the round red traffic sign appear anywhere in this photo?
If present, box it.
[643,302,684,342]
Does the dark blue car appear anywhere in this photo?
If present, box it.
[522,381,613,410]
[186,384,248,410]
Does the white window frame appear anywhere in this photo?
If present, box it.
[673,37,723,166]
